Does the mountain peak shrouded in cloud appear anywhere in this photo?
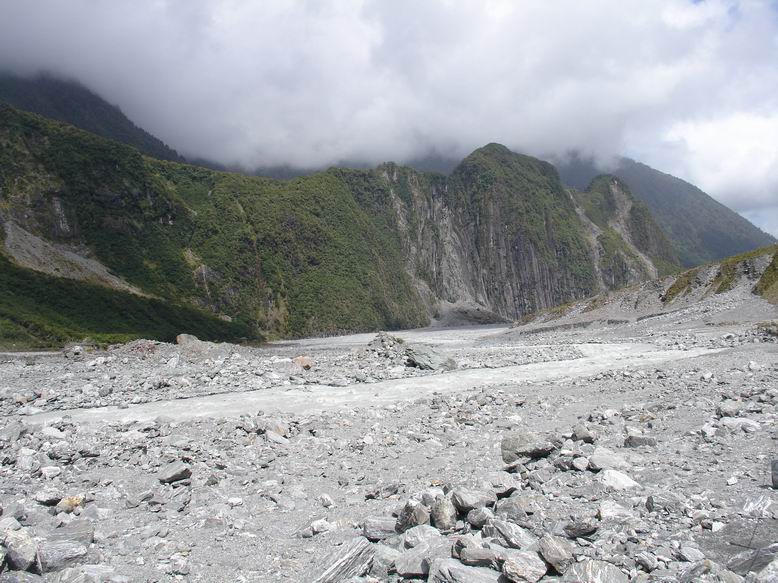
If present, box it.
[0,0,776,235]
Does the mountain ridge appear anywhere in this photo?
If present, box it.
[0,105,685,344]
[556,153,776,267]
[0,72,183,162]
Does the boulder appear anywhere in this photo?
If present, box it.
[363,516,397,541]
[405,345,457,371]
[451,488,496,513]
[588,447,630,471]
[599,469,639,490]
[482,519,538,550]
[37,540,88,573]
[561,560,628,583]
[428,558,504,583]
[502,551,547,582]
[501,431,556,463]
[156,461,192,484]
[538,534,575,573]
[431,497,458,531]
[4,529,38,571]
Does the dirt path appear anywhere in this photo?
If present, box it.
[26,342,722,427]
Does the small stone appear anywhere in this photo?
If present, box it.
[572,422,595,443]
[40,466,62,479]
[561,559,628,582]
[563,517,598,539]
[467,507,495,529]
[677,546,705,562]
[309,518,332,535]
[451,488,496,513]
[635,551,658,572]
[501,431,556,463]
[599,469,639,490]
[717,400,743,418]
[395,539,449,578]
[482,519,538,550]
[363,517,397,541]
[37,540,88,572]
[502,551,547,582]
[624,435,657,448]
[646,491,685,513]
[589,447,630,471]
[35,488,62,506]
[396,499,431,532]
[371,544,401,578]
[4,529,38,571]
[156,461,192,484]
[431,497,458,531]
[598,500,634,521]
[405,345,457,371]
[572,457,589,471]
[0,421,25,443]
[538,534,575,574]
[460,546,502,569]
[401,525,443,549]
[428,558,503,583]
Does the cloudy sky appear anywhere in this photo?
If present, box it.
[1,0,777,235]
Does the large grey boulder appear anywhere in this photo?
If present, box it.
[405,345,457,371]
[502,551,547,582]
[428,558,504,583]
[4,529,38,571]
[501,431,556,463]
[37,540,88,573]
[156,461,192,484]
[538,534,575,573]
[307,537,375,583]
[363,516,397,541]
[561,560,628,582]
[482,519,538,550]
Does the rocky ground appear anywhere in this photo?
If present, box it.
[0,284,777,582]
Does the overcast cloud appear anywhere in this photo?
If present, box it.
[0,0,777,234]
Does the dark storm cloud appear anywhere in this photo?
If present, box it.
[1,0,776,234]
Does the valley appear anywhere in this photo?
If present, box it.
[0,246,776,582]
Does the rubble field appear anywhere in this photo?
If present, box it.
[0,284,777,582]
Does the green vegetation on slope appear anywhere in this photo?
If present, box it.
[754,249,778,303]
[557,154,775,267]
[0,254,252,349]
[575,175,680,279]
[0,105,428,338]
[662,267,701,303]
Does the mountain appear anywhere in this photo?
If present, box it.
[0,106,685,344]
[556,153,776,267]
[0,72,182,162]
[573,175,679,289]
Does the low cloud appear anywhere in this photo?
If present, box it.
[0,0,776,233]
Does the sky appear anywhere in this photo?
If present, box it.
[0,0,777,235]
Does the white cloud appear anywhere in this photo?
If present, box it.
[664,112,778,212]
[0,0,777,233]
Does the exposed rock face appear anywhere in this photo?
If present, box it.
[380,147,600,321]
